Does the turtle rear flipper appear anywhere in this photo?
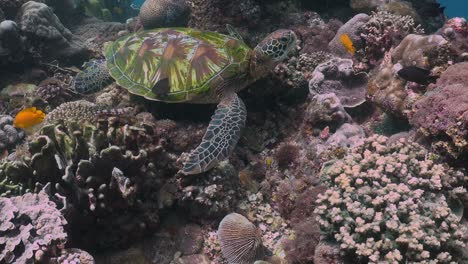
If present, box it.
[73,59,112,94]
[182,93,246,175]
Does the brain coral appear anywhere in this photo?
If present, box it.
[315,135,467,263]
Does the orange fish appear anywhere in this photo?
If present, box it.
[13,107,46,129]
[340,34,356,55]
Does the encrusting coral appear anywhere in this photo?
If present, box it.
[409,62,468,162]
[315,135,467,263]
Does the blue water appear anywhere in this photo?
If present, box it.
[438,0,468,18]
[132,0,145,8]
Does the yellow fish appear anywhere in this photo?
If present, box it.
[13,107,46,129]
[340,34,356,55]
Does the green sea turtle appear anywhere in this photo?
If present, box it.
[73,27,297,175]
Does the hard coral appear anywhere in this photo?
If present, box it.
[0,20,25,65]
[0,117,166,249]
[139,0,190,29]
[358,11,424,67]
[367,34,449,116]
[0,115,24,156]
[179,161,243,217]
[218,213,264,264]
[18,1,88,62]
[315,135,467,263]
[303,93,351,130]
[409,63,468,161]
[309,58,368,108]
[328,13,370,58]
[0,191,67,264]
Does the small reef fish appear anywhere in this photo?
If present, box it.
[339,34,355,55]
[13,107,46,129]
[397,66,438,84]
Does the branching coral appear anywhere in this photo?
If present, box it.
[358,11,424,67]
[315,135,467,263]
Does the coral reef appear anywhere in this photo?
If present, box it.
[0,192,67,263]
[83,0,137,22]
[0,115,24,156]
[179,161,243,218]
[18,1,88,62]
[309,58,368,108]
[303,93,351,130]
[218,213,264,264]
[139,0,190,29]
[315,135,468,263]
[409,62,468,161]
[274,51,332,89]
[358,11,424,67]
[0,20,25,65]
[0,116,168,249]
[328,13,370,58]
[438,17,468,62]
[367,33,450,116]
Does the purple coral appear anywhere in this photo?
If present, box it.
[309,58,368,108]
[0,192,67,263]
[315,135,467,263]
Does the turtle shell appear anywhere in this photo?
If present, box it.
[105,28,251,102]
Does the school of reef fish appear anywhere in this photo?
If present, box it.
[0,0,467,263]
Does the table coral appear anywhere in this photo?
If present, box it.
[315,135,467,263]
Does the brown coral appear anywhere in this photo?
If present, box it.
[218,213,264,264]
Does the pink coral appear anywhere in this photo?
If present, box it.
[0,192,67,263]
[409,62,468,159]
[315,135,467,263]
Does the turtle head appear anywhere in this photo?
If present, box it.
[254,29,297,62]
[250,29,297,79]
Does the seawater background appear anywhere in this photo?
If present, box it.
[132,0,145,8]
[130,0,468,19]
[438,0,468,18]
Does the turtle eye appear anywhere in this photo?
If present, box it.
[280,36,289,42]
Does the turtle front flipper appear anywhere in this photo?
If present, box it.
[182,93,247,175]
[73,59,112,94]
